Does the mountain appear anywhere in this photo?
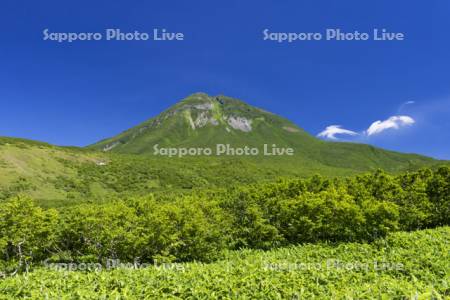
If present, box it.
[90,93,437,173]
[0,94,443,207]
[92,93,313,152]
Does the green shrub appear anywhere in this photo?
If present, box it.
[0,196,58,272]
[0,167,449,270]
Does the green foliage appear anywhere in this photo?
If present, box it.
[59,201,139,262]
[54,196,227,264]
[220,191,282,249]
[427,166,450,226]
[276,190,367,242]
[0,227,448,299]
[128,195,227,263]
[0,167,449,297]
[0,196,58,272]
[0,167,448,271]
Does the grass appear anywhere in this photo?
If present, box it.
[0,227,448,299]
[0,138,107,205]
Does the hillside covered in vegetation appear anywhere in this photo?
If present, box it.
[0,133,443,207]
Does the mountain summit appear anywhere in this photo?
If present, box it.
[92,93,313,153]
[91,93,436,173]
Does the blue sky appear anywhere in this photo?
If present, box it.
[0,0,449,159]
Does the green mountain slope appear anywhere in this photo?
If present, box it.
[0,137,107,205]
[0,137,352,206]
[92,93,313,151]
[0,93,444,206]
[91,93,437,173]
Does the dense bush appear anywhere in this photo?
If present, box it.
[0,196,58,273]
[0,167,449,271]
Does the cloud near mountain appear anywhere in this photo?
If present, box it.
[317,115,415,140]
[317,125,358,140]
[366,115,415,136]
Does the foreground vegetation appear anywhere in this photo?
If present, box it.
[0,227,448,299]
[0,166,449,273]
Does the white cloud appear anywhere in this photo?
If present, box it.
[317,125,358,140]
[366,115,415,136]
[318,115,416,140]
[405,101,415,105]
